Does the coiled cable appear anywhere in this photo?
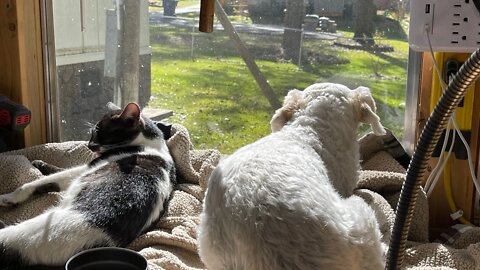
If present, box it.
[386,47,480,269]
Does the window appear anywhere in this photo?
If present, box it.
[51,0,150,140]
[49,0,409,153]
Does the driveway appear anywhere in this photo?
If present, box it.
[149,5,341,40]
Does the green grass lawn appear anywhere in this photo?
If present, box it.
[147,15,410,153]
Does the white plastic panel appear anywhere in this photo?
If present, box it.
[409,0,480,52]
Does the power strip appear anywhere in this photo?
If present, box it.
[409,0,480,52]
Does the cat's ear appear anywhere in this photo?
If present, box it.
[106,102,121,111]
[270,89,305,132]
[119,102,141,121]
[351,87,386,136]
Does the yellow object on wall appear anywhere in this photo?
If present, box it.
[429,52,476,226]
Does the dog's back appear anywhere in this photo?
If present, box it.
[199,132,384,270]
[198,83,387,270]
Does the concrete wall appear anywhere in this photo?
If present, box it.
[57,55,151,141]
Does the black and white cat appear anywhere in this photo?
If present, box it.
[0,102,176,267]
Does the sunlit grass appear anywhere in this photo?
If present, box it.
[148,17,410,153]
[149,56,273,151]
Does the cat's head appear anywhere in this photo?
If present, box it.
[87,102,165,153]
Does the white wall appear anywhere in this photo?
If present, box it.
[53,0,150,65]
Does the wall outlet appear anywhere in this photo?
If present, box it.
[409,0,480,52]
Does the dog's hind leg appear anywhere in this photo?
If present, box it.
[345,196,386,270]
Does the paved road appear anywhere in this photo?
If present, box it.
[175,4,201,14]
[149,5,341,40]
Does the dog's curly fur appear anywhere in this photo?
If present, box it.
[198,83,387,270]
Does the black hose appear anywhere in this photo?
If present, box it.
[473,0,480,15]
[386,48,480,269]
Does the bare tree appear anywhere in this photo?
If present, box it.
[282,0,306,64]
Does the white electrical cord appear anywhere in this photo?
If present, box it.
[424,24,480,199]
[423,24,456,196]
[451,116,480,197]
[424,120,455,196]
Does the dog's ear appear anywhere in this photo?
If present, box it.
[270,89,305,132]
[352,87,386,136]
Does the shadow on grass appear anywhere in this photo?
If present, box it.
[336,15,408,41]
[148,17,408,151]
[371,51,408,69]
[151,24,353,71]
[375,16,408,41]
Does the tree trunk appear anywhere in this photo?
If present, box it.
[354,0,376,46]
[282,0,306,64]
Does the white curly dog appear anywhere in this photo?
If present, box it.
[198,83,388,270]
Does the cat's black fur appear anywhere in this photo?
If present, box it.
[0,102,175,268]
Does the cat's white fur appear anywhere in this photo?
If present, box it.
[0,133,173,266]
[0,210,113,265]
[0,133,168,206]
[198,83,387,270]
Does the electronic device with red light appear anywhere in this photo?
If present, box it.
[0,95,31,131]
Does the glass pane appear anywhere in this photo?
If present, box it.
[51,0,409,154]
[148,0,409,153]
[52,0,151,141]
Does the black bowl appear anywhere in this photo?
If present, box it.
[65,247,147,270]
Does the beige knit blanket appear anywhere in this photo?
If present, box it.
[0,124,218,269]
[359,132,480,270]
[1,126,480,269]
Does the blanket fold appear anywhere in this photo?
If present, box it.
[0,126,479,269]
[358,131,480,270]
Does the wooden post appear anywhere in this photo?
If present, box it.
[0,0,46,148]
[199,0,215,33]
[282,0,306,64]
[117,0,140,106]
[214,0,281,109]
